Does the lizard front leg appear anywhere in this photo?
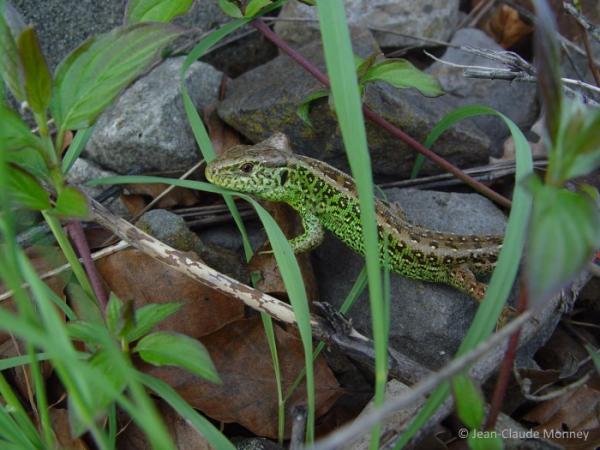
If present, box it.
[289,212,324,253]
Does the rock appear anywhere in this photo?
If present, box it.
[65,158,129,216]
[137,209,247,282]
[12,0,270,76]
[427,28,539,155]
[233,437,283,450]
[218,27,491,180]
[313,188,509,369]
[274,0,460,49]
[85,56,222,174]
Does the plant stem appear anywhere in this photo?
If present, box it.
[484,283,528,430]
[42,212,95,302]
[66,220,108,309]
[251,18,512,209]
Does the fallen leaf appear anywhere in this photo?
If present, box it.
[122,183,199,216]
[50,408,89,450]
[97,249,244,339]
[203,105,242,156]
[248,203,319,300]
[116,399,212,450]
[145,317,341,438]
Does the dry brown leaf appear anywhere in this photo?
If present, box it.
[146,317,342,438]
[116,400,213,450]
[248,203,319,300]
[50,408,90,450]
[482,4,534,49]
[203,105,242,156]
[97,249,244,339]
[523,375,600,436]
[0,245,68,346]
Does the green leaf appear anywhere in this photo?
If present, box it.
[355,53,377,80]
[533,0,562,146]
[451,374,484,429]
[134,331,220,383]
[526,181,600,303]
[362,59,443,97]
[67,321,107,346]
[126,302,183,342]
[105,293,123,336]
[126,0,194,23]
[0,104,44,152]
[17,26,51,114]
[218,0,243,18]
[468,434,503,450]
[587,345,600,374]
[52,187,88,217]
[245,0,273,17]
[7,165,50,210]
[62,125,95,173]
[297,89,329,127]
[51,22,181,131]
[0,0,25,101]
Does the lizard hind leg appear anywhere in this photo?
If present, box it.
[448,265,515,329]
[448,265,487,301]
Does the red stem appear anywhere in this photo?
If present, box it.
[251,18,512,209]
[66,220,108,309]
[484,283,528,430]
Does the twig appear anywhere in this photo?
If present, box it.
[426,50,600,95]
[563,1,600,43]
[66,220,108,308]
[513,366,592,401]
[290,406,308,450]
[129,160,205,223]
[485,283,528,430]
[307,311,533,450]
[251,19,513,209]
[87,197,430,383]
[0,240,129,302]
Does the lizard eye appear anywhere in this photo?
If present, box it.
[240,163,254,174]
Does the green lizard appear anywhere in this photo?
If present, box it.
[205,133,504,304]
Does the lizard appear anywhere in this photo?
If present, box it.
[205,133,505,307]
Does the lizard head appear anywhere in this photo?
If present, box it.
[205,133,296,202]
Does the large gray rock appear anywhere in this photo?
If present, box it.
[275,0,460,49]
[12,0,273,79]
[313,188,509,369]
[85,56,222,174]
[427,28,539,155]
[217,27,491,180]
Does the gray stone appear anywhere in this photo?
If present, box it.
[275,0,460,49]
[137,209,247,282]
[85,56,222,174]
[217,27,491,180]
[313,188,509,369]
[427,28,539,155]
[65,158,129,216]
[11,0,246,70]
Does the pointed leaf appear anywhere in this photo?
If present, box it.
[125,302,183,342]
[0,0,25,101]
[0,104,44,152]
[7,165,50,210]
[451,374,484,429]
[218,0,243,18]
[355,53,377,80]
[468,434,503,450]
[105,293,124,336]
[134,331,220,383]
[297,89,329,127]
[362,59,443,97]
[62,125,95,173]
[526,181,600,303]
[52,187,88,217]
[51,22,181,131]
[126,0,194,24]
[17,26,51,114]
[245,0,273,17]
